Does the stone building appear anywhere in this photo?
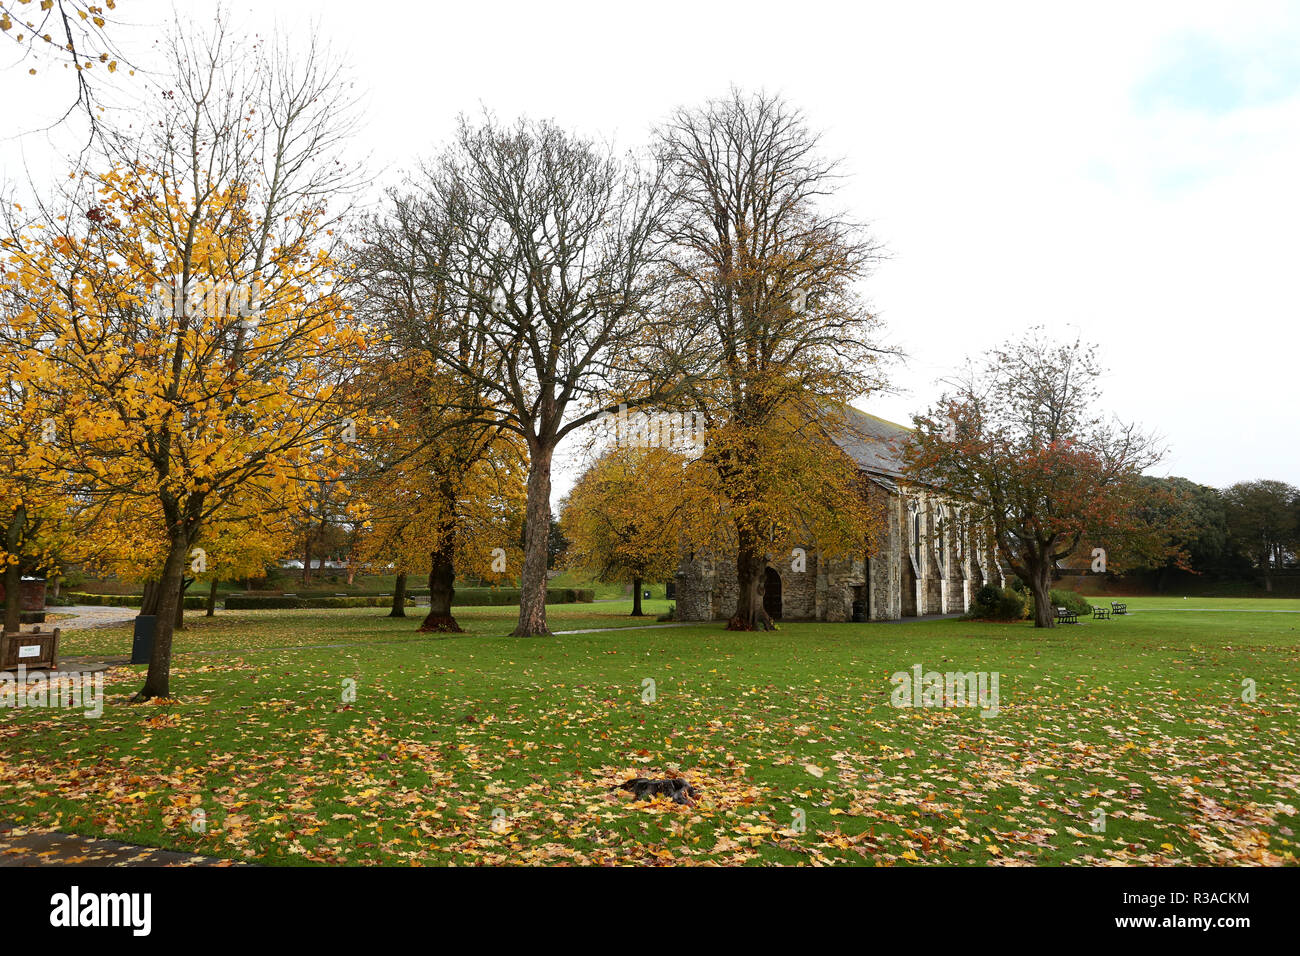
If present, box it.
[674,408,1006,622]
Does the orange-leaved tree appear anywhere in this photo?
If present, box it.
[560,445,692,617]
[349,351,525,631]
[904,331,1167,628]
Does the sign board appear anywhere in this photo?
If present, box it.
[19,645,40,658]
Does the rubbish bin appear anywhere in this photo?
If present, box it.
[131,614,157,665]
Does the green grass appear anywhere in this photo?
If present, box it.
[2,597,1296,866]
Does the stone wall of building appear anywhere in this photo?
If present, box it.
[674,556,714,622]
[673,483,988,623]
[782,554,818,619]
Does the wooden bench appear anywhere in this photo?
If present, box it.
[1054,607,1079,624]
[1,628,61,670]
[1093,606,1111,620]
[1111,601,1128,616]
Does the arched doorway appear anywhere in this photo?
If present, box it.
[901,558,918,617]
[763,567,782,620]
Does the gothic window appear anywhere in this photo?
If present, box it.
[933,504,946,570]
[909,501,922,567]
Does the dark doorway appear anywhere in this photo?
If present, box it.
[863,557,871,620]
[763,567,782,620]
[901,559,918,617]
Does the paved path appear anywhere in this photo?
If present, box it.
[51,604,139,629]
[0,823,239,867]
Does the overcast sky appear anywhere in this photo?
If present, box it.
[3,0,1297,501]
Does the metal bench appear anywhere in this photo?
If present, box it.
[1093,606,1111,620]
[1054,606,1079,624]
[1110,601,1128,615]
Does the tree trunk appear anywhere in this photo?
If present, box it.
[140,579,161,615]
[419,538,462,632]
[3,505,26,634]
[1030,563,1054,628]
[175,577,191,630]
[2,559,22,635]
[513,441,554,636]
[301,533,313,585]
[136,535,190,701]
[389,572,407,618]
[206,578,218,617]
[728,527,773,630]
[631,576,644,617]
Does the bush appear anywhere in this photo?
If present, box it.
[657,604,676,622]
[66,591,207,609]
[1024,588,1092,618]
[973,585,1002,613]
[222,588,595,610]
[965,585,1026,621]
[224,595,409,610]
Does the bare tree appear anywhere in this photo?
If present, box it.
[361,116,695,636]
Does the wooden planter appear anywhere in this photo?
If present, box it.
[1,628,60,670]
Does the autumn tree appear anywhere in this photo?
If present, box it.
[561,446,689,616]
[348,356,525,631]
[657,88,891,629]
[905,332,1165,628]
[358,116,694,636]
[0,370,82,631]
[0,23,365,698]
[1,0,131,133]
[1223,480,1298,592]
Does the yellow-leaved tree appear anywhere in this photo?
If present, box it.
[560,445,692,616]
[0,23,366,698]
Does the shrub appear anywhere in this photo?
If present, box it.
[965,585,1026,621]
[222,588,595,610]
[1024,588,1092,618]
[973,585,1002,613]
[66,591,207,610]
[224,595,410,610]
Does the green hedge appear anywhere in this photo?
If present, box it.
[67,592,208,610]
[224,595,410,610]
[453,587,594,606]
[223,587,594,610]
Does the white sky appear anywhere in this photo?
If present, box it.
[3,0,1298,503]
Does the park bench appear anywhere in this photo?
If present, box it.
[1111,601,1128,615]
[1092,606,1111,620]
[1054,607,1079,624]
[1,627,61,670]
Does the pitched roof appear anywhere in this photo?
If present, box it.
[830,406,913,478]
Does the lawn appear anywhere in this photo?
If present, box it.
[2,597,1297,866]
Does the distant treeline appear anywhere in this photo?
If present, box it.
[1119,477,1299,593]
